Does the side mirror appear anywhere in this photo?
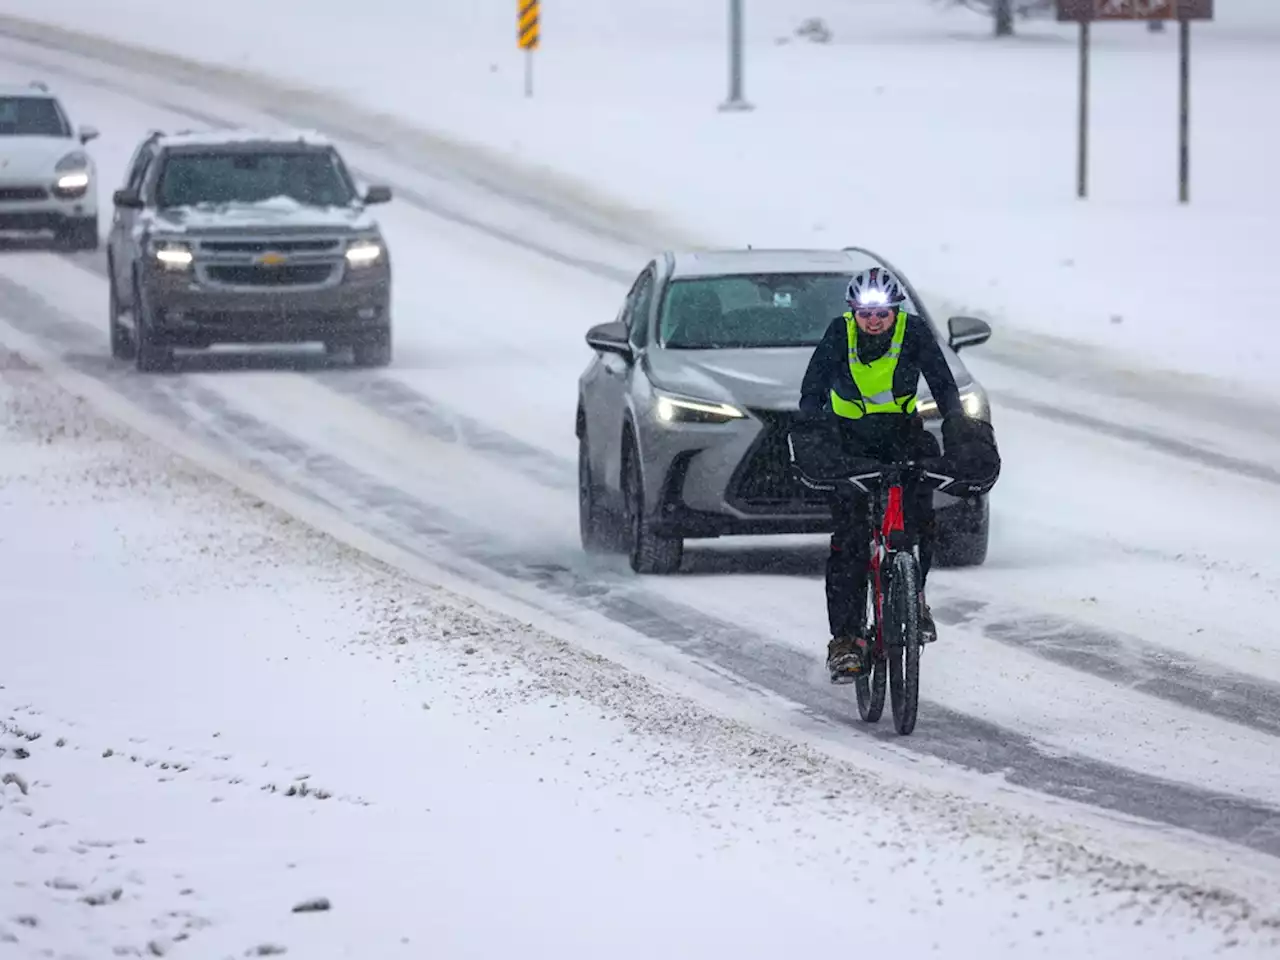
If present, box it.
[363,185,392,205]
[585,321,633,362]
[113,188,143,209]
[78,125,100,144]
[947,315,991,352]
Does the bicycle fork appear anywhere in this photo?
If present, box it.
[870,484,909,656]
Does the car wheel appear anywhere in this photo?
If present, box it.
[623,437,683,575]
[132,276,173,374]
[578,430,622,554]
[934,495,989,567]
[107,263,134,361]
[352,328,392,367]
[56,217,99,252]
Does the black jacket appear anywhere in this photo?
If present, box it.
[799,312,963,420]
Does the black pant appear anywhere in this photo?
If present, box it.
[825,418,939,638]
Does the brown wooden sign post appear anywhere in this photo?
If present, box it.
[1056,0,1214,204]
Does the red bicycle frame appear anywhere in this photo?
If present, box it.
[867,481,908,658]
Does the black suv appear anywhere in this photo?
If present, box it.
[106,129,394,372]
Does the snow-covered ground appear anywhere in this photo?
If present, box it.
[0,33,1277,829]
[2,0,1279,397]
[2,8,1280,955]
[9,349,1278,956]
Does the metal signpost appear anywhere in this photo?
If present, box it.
[1057,0,1214,203]
[719,0,754,112]
[518,0,540,98]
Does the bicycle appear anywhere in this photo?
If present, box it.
[787,424,960,736]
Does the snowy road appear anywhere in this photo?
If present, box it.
[2,29,1280,909]
[10,319,1278,958]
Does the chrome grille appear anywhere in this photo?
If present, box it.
[188,231,350,290]
[198,238,340,254]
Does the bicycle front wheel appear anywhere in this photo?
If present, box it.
[886,551,922,736]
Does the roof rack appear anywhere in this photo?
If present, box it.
[28,81,49,92]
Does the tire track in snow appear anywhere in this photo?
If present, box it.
[5,274,1280,860]
[66,252,580,494]
[991,390,1280,489]
[936,598,1280,740]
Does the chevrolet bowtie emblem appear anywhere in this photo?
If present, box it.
[257,252,287,266]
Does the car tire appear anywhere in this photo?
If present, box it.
[934,495,989,567]
[56,217,99,252]
[132,276,173,374]
[107,264,134,361]
[578,430,622,554]
[352,328,392,367]
[623,437,683,575]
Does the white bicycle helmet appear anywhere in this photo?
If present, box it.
[846,266,907,309]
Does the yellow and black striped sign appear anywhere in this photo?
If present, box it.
[518,0,540,50]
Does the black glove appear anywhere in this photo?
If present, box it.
[941,414,1001,493]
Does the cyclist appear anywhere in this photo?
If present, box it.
[799,265,976,682]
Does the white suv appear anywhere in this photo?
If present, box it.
[0,81,99,250]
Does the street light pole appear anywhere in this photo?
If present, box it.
[719,0,754,112]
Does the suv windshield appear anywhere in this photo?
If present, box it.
[155,149,356,208]
[661,273,904,349]
[0,96,71,137]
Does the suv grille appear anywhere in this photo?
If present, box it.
[199,239,341,254]
[0,186,48,202]
[728,410,829,514]
[206,264,334,287]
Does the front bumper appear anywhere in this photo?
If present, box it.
[641,407,973,539]
[141,260,390,347]
[0,180,97,231]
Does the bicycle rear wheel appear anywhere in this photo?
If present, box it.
[886,551,922,736]
[855,572,886,722]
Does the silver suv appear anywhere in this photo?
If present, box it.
[576,248,994,574]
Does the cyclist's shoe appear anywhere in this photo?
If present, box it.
[827,634,869,684]
[919,592,938,644]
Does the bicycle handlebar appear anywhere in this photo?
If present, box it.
[789,455,961,495]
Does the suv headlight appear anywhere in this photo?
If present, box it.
[917,389,987,420]
[345,238,383,267]
[53,151,91,196]
[654,392,746,425]
[151,240,193,270]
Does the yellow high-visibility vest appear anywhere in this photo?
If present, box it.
[829,309,918,420]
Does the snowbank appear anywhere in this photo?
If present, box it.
[3,0,1279,397]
